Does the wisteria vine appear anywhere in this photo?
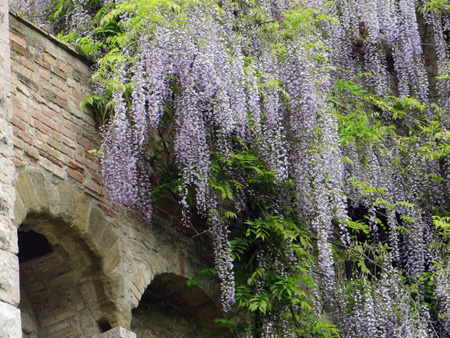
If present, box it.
[16,0,450,336]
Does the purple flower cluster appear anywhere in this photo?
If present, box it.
[24,0,450,331]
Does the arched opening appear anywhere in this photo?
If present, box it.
[131,273,222,338]
[18,214,113,337]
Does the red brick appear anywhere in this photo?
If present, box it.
[12,96,22,108]
[90,171,102,184]
[97,204,116,218]
[85,190,108,204]
[24,145,40,160]
[76,136,97,152]
[49,76,67,92]
[13,158,25,167]
[9,32,26,48]
[30,109,58,130]
[35,141,62,161]
[59,125,77,141]
[14,149,23,160]
[75,153,99,172]
[62,119,79,132]
[34,56,50,70]
[13,126,34,144]
[62,136,76,149]
[43,82,67,101]
[85,179,103,195]
[40,151,62,168]
[17,55,34,71]
[34,120,62,142]
[59,64,69,73]
[32,92,47,105]
[47,93,68,110]
[67,161,85,174]
[37,68,50,82]
[68,62,90,78]
[47,138,73,157]
[81,132,100,144]
[13,137,25,150]
[35,130,48,143]
[13,106,29,123]
[67,168,84,183]
[42,107,62,123]
[40,158,65,179]
[43,53,57,67]
[11,41,30,57]
[11,116,26,131]
[14,63,34,81]
[72,88,85,102]
[50,65,67,80]
[61,154,74,165]
[71,98,82,109]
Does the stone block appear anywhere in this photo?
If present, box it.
[102,241,120,273]
[0,216,18,253]
[21,311,35,335]
[0,301,21,338]
[0,184,15,219]
[101,327,137,338]
[13,195,26,227]
[96,226,118,258]
[84,207,107,247]
[55,184,90,235]
[0,250,19,306]
[15,170,47,215]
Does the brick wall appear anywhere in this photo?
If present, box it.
[9,13,103,201]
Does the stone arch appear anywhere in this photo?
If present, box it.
[131,272,223,338]
[13,169,128,336]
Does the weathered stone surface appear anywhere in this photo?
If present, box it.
[13,194,26,227]
[101,326,137,338]
[85,207,107,244]
[21,311,34,334]
[0,250,19,306]
[0,216,17,253]
[0,119,14,158]
[102,241,120,273]
[15,170,42,215]
[0,0,11,121]
[0,301,21,338]
[55,183,90,234]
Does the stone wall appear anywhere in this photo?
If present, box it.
[2,9,222,338]
[0,2,21,338]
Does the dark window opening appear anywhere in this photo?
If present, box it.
[18,229,53,263]
[97,319,112,333]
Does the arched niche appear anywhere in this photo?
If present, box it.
[13,169,127,336]
[131,273,223,338]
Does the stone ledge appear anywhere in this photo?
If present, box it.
[0,249,19,306]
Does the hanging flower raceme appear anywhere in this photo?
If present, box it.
[24,0,450,335]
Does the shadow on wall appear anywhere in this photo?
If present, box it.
[18,218,113,337]
[131,273,224,338]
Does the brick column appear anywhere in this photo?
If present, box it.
[0,3,21,338]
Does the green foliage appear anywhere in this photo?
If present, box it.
[44,0,450,336]
[198,141,339,337]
